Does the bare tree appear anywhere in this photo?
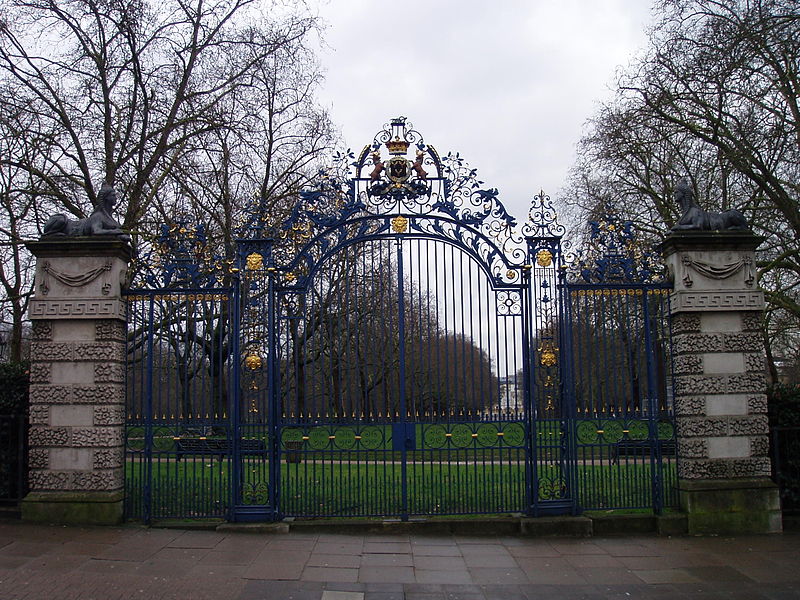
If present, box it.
[563,0,800,377]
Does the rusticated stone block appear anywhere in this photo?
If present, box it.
[95,320,126,341]
[673,355,703,375]
[674,375,728,396]
[71,427,124,447]
[744,352,765,372]
[73,385,125,404]
[673,333,723,354]
[29,385,71,405]
[94,363,125,383]
[73,342,125,362]
[730,457,771,478]
[94,406,125,426]
[677,417,728,438]
[678,438,708,459]
[671,313,701,334]
[727,373,766,394]
[741,312,763,332]
[30,342,73,361]
[675,373,765,397]
[31,320,53,340]
[29,363,52,384]
[71,471,124,491]
[748,394,768,413]
[729,415,768,436]
[750,436,769,457]
[28,449,48,469]
[674,396,705,417]
[723,333,762,353]
[29,426,69,446]
[28,471,70,490]
[28,406,49,425]
[678,459,729,480]
[93,448,124,470]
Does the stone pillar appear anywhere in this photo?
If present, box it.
[662,232,781,534]
[22,239,131,525]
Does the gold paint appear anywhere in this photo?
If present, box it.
[244,354,262,370]
[285,272,297,282]
[391,215,409,233]
[536,249,553,267]
[246,253,263,270]
[506,269,517,280]
[540,350,557,367]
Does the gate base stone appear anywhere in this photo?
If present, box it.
[22,490,124,525]
[678,478,781,535]
[662,232,780,535]
[23,239,130,526]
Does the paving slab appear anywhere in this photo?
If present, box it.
[0,520,797,599]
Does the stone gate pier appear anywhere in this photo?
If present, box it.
[22,239,130,525]
[662,232,781,534]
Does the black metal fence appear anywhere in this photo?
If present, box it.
[566,286,678,513]
[0,414,27,504]
[771,426,800,514]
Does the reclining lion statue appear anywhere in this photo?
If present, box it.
[671,178,750,232]
[42,183,130,242]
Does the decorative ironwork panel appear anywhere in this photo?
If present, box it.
[565,214,677,513]
[124,290,234,522]
[123,119,679,523]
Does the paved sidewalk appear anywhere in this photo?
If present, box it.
[0,521,798,599]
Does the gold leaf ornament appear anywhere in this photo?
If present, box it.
[244,354,262,370]
[246,253,263,270]
[536,249,553,267]
[391,216,408,233]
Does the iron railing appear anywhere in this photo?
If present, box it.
[771,426,800,514]
[564,271,678,513]
[0,414,27,504]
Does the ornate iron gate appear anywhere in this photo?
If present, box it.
[231,118,569,521]
[564,219,678,512]
[124,118,676,522]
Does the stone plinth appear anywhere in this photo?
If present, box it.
[22,238,131,525]
[662,232,781,534]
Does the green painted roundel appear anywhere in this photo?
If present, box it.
[599,420,624,443]
[307,427,330,450]
[333,427,356,450]
[576,420,600,445]
[358,426,384,450]
[449,424,473,447]
[423,424,447,449]
[501,422,525,447]
[476,423,499,448]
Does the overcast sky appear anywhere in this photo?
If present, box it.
[313,0,655,224]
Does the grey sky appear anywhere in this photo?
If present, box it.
[314,0,654,224]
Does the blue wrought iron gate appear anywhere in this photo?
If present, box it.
[124,118,676,522]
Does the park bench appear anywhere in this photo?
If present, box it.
[174,437,265,461]
[611,439,676,465]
